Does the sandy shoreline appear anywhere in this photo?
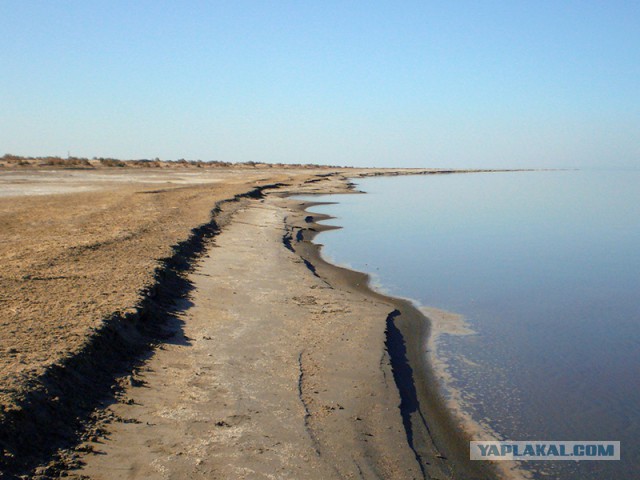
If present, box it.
[0,167,502,479]
[296,199,498,480]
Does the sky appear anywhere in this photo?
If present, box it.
[1,1,638,168]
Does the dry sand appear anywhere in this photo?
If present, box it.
[0,168,307,411]
[0,167,498,479]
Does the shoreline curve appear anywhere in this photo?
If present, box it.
[292,196,499,480]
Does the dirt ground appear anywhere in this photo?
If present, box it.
[68,193,426,480]
[0,167,328,412]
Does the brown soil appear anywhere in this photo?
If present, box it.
[0,168,314,413]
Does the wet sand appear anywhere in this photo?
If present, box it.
[0,167,501,479]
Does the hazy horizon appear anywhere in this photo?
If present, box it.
[2,1,638,169]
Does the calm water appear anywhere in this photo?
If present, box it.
[299,171,640,480]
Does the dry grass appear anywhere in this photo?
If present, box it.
[1,154,340,170]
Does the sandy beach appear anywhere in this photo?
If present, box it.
[0,166,497,479]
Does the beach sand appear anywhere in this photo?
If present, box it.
[0,167,498,479]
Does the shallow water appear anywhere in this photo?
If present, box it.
[298,171,640,479]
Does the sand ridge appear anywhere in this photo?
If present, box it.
[67,190,423,479]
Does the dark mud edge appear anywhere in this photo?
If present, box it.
[0,182,288,479]
[290,201,499,480]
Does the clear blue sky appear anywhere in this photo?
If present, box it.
[1,1,638,168]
